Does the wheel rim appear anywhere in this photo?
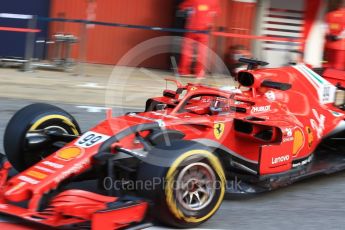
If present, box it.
[40,125,68,134]
[176,162,216,211]
[24,125,70,165]
[25,125,69,144]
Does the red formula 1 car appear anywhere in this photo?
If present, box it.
[0,59,344,229]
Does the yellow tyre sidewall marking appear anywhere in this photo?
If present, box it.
[29,115,79,135]
[165,149,226,223]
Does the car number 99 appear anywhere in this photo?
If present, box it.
[75,131,110,148]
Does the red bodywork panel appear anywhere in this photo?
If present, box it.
[0,64,344,229]
[323,68,345,87]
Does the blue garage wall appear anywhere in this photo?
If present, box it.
[0,0,50,58]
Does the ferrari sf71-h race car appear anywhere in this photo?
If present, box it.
[0,59,344,229]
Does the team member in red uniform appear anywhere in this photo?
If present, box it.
[325,7,345,70]
[178,0,220,78]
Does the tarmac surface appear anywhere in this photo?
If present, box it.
[0,67,345,229]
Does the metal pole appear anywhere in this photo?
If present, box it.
[77,23,88,77]
[76,0,95,76]
[207,30,212,75]
[252,0,269,61]
[214,27,226,74]
[23,15,37,71]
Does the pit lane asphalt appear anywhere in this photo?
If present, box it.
[1,97,345,230]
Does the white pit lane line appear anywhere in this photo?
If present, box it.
[76,82,106,89]
[76,106,110,113]
[76,105,142,113]
[148,228,225,230]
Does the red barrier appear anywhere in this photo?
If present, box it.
[0,27,40,33]
[212,31,305,43]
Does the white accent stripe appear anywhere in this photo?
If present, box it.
[264,24,303,31]
[42,161,64,169]
[18,176,39,185]
[262,30,301,37]
[262,43,302,50]
[293,65,319,89]
[299,65,325,86]
[5,182,26,194]
[299,65,320,85]
[264,17,304,25]
[293,65,337,104]
[0,13,33,20]
[34,166,55,173]
[300,65,330,84]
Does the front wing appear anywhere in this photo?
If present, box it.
[0,160,149,230]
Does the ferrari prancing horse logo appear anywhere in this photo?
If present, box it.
[214,123,225,140]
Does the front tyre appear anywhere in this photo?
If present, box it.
[4,103,81,172]
[137,140,226,228]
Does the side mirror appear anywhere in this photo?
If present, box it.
[163,89,176,98]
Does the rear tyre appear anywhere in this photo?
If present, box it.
[4,103,81,172]
[137,140,226,228]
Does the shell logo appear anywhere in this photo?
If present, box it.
[56,147,84,161]
[330,23,340,30]
[198,4,209,11]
